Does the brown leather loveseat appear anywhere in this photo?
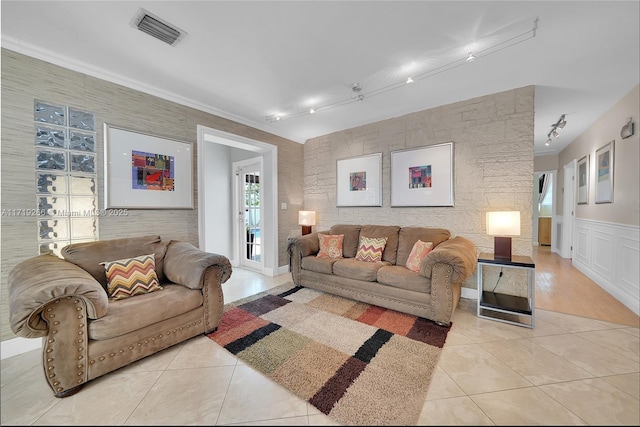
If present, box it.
[8,235,232,398]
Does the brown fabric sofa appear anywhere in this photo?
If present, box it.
[8,235,232,398]
[287,224,477,326]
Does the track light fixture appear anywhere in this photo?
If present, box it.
[546,114,567,143]
[265,18,538,123]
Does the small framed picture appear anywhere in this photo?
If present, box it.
[336,153,382,207]
[577,155,589,205]
[595,140,614,204]
[390,142,454,207]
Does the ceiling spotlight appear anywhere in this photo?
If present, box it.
[406,77,414,84]
[351,83,365,101]
[309,108,315,114]
[466,52,476,62]
[545,138,551,146]
[546,114,567,143]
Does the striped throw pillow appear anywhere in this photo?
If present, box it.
[355,236,388,263]
[101,254,163,300]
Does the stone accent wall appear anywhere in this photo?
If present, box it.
[303,86,535,293]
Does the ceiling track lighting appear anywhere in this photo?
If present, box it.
[265,18,538,123]
[546,114,567,142]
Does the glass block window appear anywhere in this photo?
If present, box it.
[34,101,98,256]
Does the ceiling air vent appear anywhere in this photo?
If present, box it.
[131,8,187,46]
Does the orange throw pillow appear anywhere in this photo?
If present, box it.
[317,234,344,259]
[405,240,433,272]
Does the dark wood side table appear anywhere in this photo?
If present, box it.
[477,253,535,328]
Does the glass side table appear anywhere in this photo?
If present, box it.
[477,253,535,328]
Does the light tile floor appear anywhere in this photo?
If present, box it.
[2,268,639,426]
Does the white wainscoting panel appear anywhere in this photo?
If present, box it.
[572,218,639,316]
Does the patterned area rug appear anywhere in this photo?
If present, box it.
[207,283,451,426]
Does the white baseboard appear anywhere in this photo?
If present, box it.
[1,337,42,360]
[277,264,289,275]
[461,287,477,300]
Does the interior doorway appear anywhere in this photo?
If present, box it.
[196,125,279,275]
[534,171,555,249]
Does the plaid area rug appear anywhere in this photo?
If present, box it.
[207,283,451,426]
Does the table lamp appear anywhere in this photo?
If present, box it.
[298,210,316,235]
[486,211,520,260]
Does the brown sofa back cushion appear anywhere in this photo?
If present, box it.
[329,224,362,258]
[61,235,167,290]
[396,227,451,266]
[359,225,401,264]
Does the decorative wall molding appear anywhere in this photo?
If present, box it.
[573,218,639,315]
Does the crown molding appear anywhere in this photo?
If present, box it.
[1,36,304,144]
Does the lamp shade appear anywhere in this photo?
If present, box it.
[486,211,520,236]
[298,211,316,226]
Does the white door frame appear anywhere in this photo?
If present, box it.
[197,125,279,275]
[561,160,576,259]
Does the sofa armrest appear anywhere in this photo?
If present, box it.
[421,236,478,283]
[9,254,109,339]
[287,231,323,258]
[164,241,232,290]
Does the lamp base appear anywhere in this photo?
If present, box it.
[494,236,512,260]
[301,225,312,236]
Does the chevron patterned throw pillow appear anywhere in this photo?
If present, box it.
[101,253,163,300]
[355,236,388,263]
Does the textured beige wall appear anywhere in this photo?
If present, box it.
[557,84,639,225]
[1,49,303,342]
[534,155,559,172]
[303,86,536,294]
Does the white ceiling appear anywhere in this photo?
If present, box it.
[2,1,638,156]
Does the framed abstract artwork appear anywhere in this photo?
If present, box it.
[577,155,589,205]
[595,140,614,204]
[390,142,454,207]
[336,152,382,207]
[104,124,194,209]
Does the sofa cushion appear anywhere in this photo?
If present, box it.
[355,236,388,263]
[405,240,433,272]
[333,258,390,282]
[360,225,401,264]
[396,227,451,266]
[329,224,362,258]
[301,256,337,275]
[377,265,432,293]
[88,283,203,341]
[62,235,167,290]
[317,234,344,259]
[101,254,163,300]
